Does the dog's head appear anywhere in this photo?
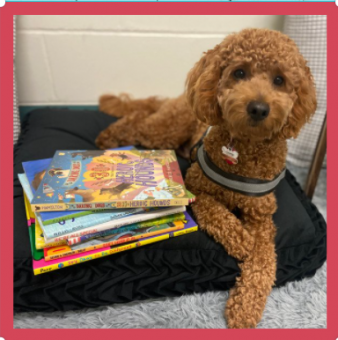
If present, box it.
[186,28,317,142]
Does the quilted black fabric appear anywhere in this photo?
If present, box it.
[14,108,327,313]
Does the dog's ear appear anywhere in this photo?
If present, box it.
[185,45,223,125]
[281,65,317,139]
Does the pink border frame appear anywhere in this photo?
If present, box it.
[0,5,335,338]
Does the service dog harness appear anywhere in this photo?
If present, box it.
[191,127,286,197]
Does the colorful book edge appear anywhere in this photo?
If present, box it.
[44,219,186,261]
[67,211,186,245]
[33,212,198,275]
[44,205,186,243]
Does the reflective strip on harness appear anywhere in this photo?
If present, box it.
[196,144,286,197]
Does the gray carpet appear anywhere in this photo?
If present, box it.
[14,164,327,329]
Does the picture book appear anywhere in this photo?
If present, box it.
[32,212,198,275]
[37,207,146,240]
[30,149,195,212]
[35,219,67,249]
[22,190,66,249]
[19,172,157,243]
[67,211,186,245]
[20,172,186,250]
[29,224,45,261]
[45,205,186,243]
[23,193,44,260]
[23,157,94,223]
[23,146,134,224]
[23,192,35,226]
[44,217,187,261]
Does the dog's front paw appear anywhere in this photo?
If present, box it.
[225,287,264,329]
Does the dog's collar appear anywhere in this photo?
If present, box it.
[196,144,286,197]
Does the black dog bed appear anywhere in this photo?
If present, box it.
[14,108,327,313]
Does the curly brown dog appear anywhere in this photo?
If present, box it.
[96,28,317,328]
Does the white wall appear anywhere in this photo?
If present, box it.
[16,15,285,106]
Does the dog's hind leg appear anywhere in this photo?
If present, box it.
[135,96,196,150]
[96,95,196,150]
[225,215,277,329]
[191,193,255,262]
[99,93,166,118]
[96,110,152,149]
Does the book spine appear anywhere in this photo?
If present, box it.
[45,206,185,243]
[67,223,143,245]
[67,212,186,245]
[35,220,67,249]
[171,226,198,237]
[42,208,144,240]
[23,194,32,226]
[42,210,94,225]
[44,222,185,261]
[18,175,36,222]
[34,226,198,275]
[36,239,67,250]
[31,198,192,212]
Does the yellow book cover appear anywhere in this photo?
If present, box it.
[23,193,35,225]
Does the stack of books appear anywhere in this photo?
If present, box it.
[18,147,198,275]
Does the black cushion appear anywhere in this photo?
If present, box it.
[14,108,327,313]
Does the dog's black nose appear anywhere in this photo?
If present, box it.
[247,101,270,121]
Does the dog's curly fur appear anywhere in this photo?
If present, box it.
[96,28,317,328]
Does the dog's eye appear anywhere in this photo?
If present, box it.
[233,69,246,80]
[273,76,284,86]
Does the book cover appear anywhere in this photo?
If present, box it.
[23,146,134,224]
[45,205,186,243]
[67,212,186,245]
[44,218,187,261]
[19,173,185,246]
[33,212,198,275]
[22,189,67,249]
[22,158,91,223]
[30,149,195,212]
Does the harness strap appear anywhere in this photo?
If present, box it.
[189,126,212,163]
[196,144,286,197]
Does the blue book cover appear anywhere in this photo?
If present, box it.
[22,146,134,224]
[22,158,87,224]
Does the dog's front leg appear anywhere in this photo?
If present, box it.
[225,214,277,329]
[192,193,255,262]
